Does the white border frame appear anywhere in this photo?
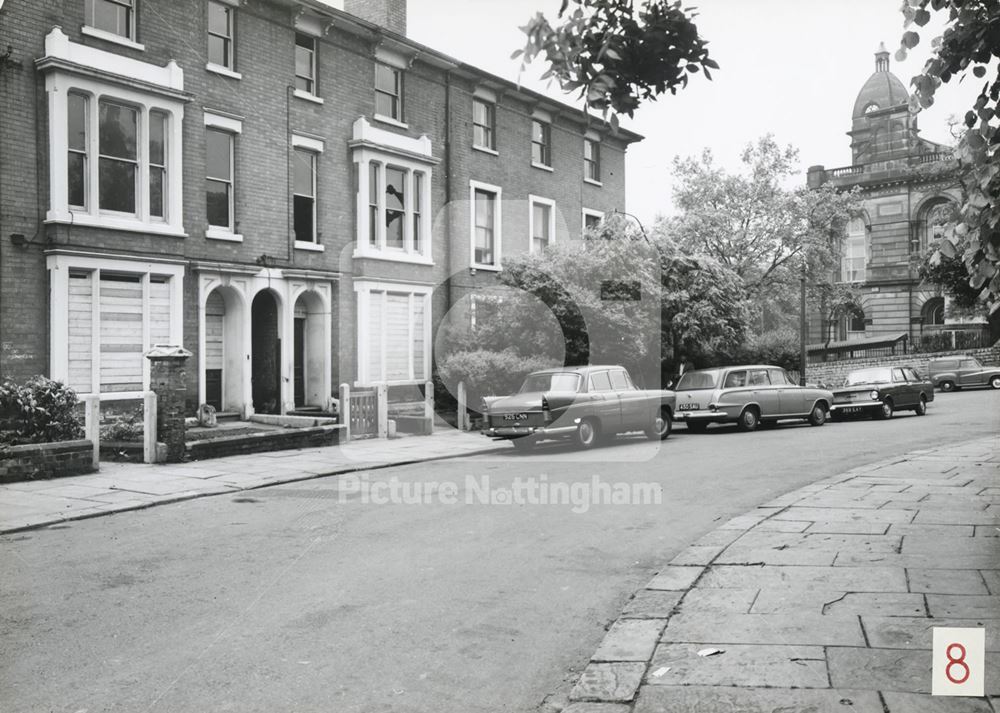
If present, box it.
[528,194,556,254]
[469,179,502,271]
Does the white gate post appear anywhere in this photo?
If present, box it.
[424,380,434,432]
[142,390,158,464]
[83,394,100,470]
[339,383,351,443]
[376,383,388,439]
[457,381,467,431]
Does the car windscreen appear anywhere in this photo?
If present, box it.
[675,371,718,390]
[844,368,891,386]
[520,373,581,393]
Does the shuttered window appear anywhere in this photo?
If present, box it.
[360,285,429,384]
[99,273,144,392]
[68,271,94,392]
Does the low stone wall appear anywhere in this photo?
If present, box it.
[805,345,1000,387]
[0,440,96,483]
[186,425,342,461]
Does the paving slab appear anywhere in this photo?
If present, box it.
[592,619,666,662]
[827,647,932,693]
[862,616,1000,651]
[750,589,925,617]
[632,686,884,713]
[663,611,865,646]
[698,564,908,592]
[620,590,682,619]
[901,536,1000,555]
[645,643,827,688]
[569,662,645,703]
[913,509,999,525]
[834,552,1000,570]
[881,691,993,713]
[982,570,1000,595]
[754,519,812,533]
[677,588,758,615]
[645,566,704,591]
[907,568,990,595]
[669,545,727,566]
[889,524,975,537]
[805,520,892,535]
[562,704,631,713]
[774,506,915,524]
[925,594,1000,618]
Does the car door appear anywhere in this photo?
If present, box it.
[890,367,914,407]
[587,371,622,432]
[958,358,984,387]
[747,368,779,418]
[768,368,804,415]
[610,368,646,430]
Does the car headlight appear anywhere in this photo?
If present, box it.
[869,390,879,400]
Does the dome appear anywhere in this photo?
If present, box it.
[852,44,909,118]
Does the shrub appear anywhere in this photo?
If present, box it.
[438,349,558,412]
[918,333,952,353]
[100,406,144,442]
[0,376,85,446]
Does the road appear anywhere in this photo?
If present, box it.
[1,389,998,712]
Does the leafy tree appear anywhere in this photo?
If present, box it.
[919,250,986,310]
[515,0,717,126]
[896,0,1000,312]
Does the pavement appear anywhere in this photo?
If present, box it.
[0,429,506,534]
[563,434,1000,713]
[2,430,998,711]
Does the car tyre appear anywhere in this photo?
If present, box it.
[939,380,956,392]
[876,398,894,420]
[990,375,1000,390]
[914,395,927,416]
[645,406,672,441]
[808,403,827,426]
[737,407,760,432]
[685,421,708,433]
[574,418,600,450]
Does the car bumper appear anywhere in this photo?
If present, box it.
[829,401,882,416]
[673,410,729,424]
[483,425,578,440]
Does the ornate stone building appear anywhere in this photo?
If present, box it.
[806,44,986,351]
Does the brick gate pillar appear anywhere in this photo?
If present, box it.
[146,345,192,463]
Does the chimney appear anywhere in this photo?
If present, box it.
[344,0,407,35]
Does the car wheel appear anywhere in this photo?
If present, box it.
[511,437,535,452]
[877,398,894,420]
[990,375,1000,390]
[940,380,955,392]
[685,421,708,433]
[645,406,672,441]
[737,407,760,432]
[914,395,927,416]
[808,403,827,426]
[574,418,600,449]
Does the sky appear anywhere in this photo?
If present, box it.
[403,0,979,226]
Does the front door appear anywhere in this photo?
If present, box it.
[251,291,281,414]
[293,317,305,407]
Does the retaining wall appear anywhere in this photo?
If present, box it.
[0,440,96,483]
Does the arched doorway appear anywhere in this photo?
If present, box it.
[251,290,281,414]
[293,290,327,408]
[204,286,245,414]
[922,297,945,326]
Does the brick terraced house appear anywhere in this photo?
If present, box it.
[0,0,641,417]
[806,44,992,352]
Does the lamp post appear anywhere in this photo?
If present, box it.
[799,264,807,386]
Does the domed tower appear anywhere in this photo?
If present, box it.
[848,43,923,164]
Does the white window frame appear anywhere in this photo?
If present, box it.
[82,0,144,51]
[531,118,552,170]
[206,0,237,76]
[374,62,404,124]
[46,251,185,399]
[528,194,555,254]
[582,208,604,235]
[40,30,185,236]
[472,97,497,153]
[469,179,502,271]
[354,280,432,387]
[840,216,868,283]
[584,136,602,185]
[294,32,320,101]
[204,110,242,242]
[292,133,324,251]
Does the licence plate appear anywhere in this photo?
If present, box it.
[840,406,863,414]
[503,412,528,421]
[678,403,699,411]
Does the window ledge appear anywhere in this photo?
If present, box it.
[294,89,324,105]
[206,63,242,80]
[373,114,409,130]
[470,263,502,273]
[531,161,554,172]
[353,249,434,266]
[584,177,603,187]
[294,240,325,252]
[206,227,243,242]
[46,210,186,237]
[81,25,145,51]
[473,145,498,156]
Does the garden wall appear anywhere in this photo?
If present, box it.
[186,425,342,461]
[0,440,96,483]
[804,345,1000,388]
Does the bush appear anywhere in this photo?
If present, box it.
[438,349,558,411]
[0,376,85,446]
[100,406,144,442]
[918,333,952,353]
[727,329,800,371]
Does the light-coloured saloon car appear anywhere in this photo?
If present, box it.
[482,365,676,450]
[673,365,834,432]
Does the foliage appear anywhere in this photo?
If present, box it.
[100,406,144,442]
[437,349,558,406]
[730,329,801,372]
[918,248,987,310]
[896,0,1000,311]
[0,376,84,446]
[515,0,716,124]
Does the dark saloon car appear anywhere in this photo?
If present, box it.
[927,356,1000,392]
[482,365,675,450]
[673,365,833,432]
[829,366,934,420]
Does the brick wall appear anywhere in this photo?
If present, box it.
[186,424,340,460]
[0,439,96,483]
[805,345,1000,387]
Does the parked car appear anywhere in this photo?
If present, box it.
[829,366,934,420]
[482,365,675,450]
[927,356,1000,392]
[673,365,833,432]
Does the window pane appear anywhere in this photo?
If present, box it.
[413,173,422,252]
[475,189,493,227]
[385,167,404,211]
[295,46,313,80]
[375,64,397,93]
[99,159,135,212]
[93,0,128,36]
[293,150,314,197]
[99,102,136,160]
[369,163,379,246]
[206,179,230,227]
[206,130,231,181]
[208,2,230,35]
[375,93,396,118]
[68,94,87,151]
[150,167,164,218]
[294,195,314,242]
[68,154,86,208]
[149,111,165,165]
[208,35,229,67]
